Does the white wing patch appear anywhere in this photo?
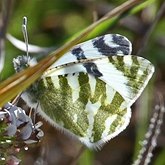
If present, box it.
[43,62,86,77]
[50,51,78,68]
[105,84,116,105]
[51,76,60,89]
[85,100,101,142]
[101,115,117,139]
[123,55,132,66]
[88,74,96,97]
[73,114,78,123]
[66,73,80,103]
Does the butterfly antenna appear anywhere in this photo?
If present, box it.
[22,16,29,59]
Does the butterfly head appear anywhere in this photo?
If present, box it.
[13,55,30,72]
[13,55,36,72]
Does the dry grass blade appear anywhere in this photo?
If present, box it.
[133,93,165,165]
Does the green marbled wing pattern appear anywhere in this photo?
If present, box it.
[30,55,154,149]
[98,55,154,105]
[36,72,130,149]
[43,55,154,106]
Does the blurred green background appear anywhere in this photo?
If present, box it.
[1,0,165,164]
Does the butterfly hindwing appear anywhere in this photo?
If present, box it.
[44,55,154,106]
[34,72,130,149]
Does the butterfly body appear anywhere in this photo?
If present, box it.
[13,34,154,149]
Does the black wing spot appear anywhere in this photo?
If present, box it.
[92,36,113,55]
[83,62,103,77]
[112,34,130,47]
[71,47,86,60]
[92,35,131,55]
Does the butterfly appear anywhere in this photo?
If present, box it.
[13,34,154,149]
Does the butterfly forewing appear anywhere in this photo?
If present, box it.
[50,34,132,68]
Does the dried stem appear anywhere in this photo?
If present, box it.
[133,93,165,165]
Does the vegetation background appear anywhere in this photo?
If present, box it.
[0,0,165,164]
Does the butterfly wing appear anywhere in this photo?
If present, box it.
[50,34,132,68]
[36,72,130,149]
[36,55,154,149]
[44,55,154,106]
